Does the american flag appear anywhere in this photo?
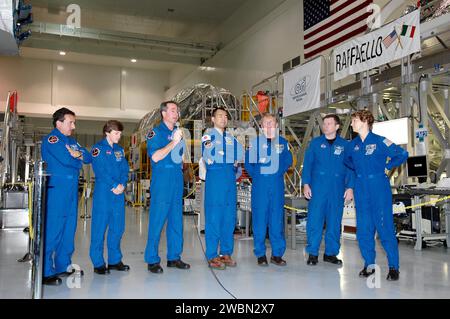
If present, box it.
[303,0,373,60]
[382,29,398,48]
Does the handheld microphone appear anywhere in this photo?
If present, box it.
[175,121,183,139]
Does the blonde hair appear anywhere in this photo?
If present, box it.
[260,113,277,124]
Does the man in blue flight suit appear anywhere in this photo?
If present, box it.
[245,113,292,266]
[90,120,130,275]
[202,107,244,270]
[41,108,92,286]
[302,114,354,266]
[344,110,408,281]
[145,101,190,274]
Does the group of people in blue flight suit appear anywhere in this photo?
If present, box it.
[144,104,294,272]
[302,110,408,281]
[42,108,131,285]
[201,109,292,269]
[41,104,407,286]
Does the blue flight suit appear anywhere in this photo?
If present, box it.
[302,135,354,257]
[202,128,244,261]
[90,138,129,268]
[245,135,292,258]
[344,131,408,270]
[41,128,91,277]
[144,122,185,264]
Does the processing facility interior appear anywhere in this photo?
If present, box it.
[0,0,449,301]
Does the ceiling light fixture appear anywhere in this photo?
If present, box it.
[199,66,215,71]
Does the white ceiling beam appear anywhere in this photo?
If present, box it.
[16,102,150,122]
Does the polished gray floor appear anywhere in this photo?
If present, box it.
[1,204,450,299]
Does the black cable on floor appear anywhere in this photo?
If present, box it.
[191,215,237,299]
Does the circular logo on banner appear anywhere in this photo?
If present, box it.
[290,75,311,97]
[48,136,59,144]
[91,148,100,157]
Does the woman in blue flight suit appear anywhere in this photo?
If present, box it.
[90,120,130,274]
[344,110,408,281]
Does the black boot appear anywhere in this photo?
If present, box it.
[43,276,62,286]
[94,265,110,275]
[359,267,375,277]
[148,263,163,274]
[270,256,287,266]
[108,261,130,271]
[306,254,318,266]
[323,254,343,265]
[257,256,268,266]
[386,268,399,281]
[167,259,190,269]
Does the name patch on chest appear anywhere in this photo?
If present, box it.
[275,144,284,154]
[114,151,123,161]
[69,144,79,151]
[365,144,377,155]
[225,137,233,145]
[334,146,344,155]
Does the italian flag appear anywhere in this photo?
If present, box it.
[401,24,416,38]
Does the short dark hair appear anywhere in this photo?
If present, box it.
[103,120,124,135]
[212,106,228,117]
[351,109,375,129]
[160,100,178,117]
[52,107,75,128]
[322,114,341,125]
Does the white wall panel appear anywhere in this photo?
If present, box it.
[0,57,52,105]
[0,57,168,120]
[121,68,168,110]
[52,61,121,109]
